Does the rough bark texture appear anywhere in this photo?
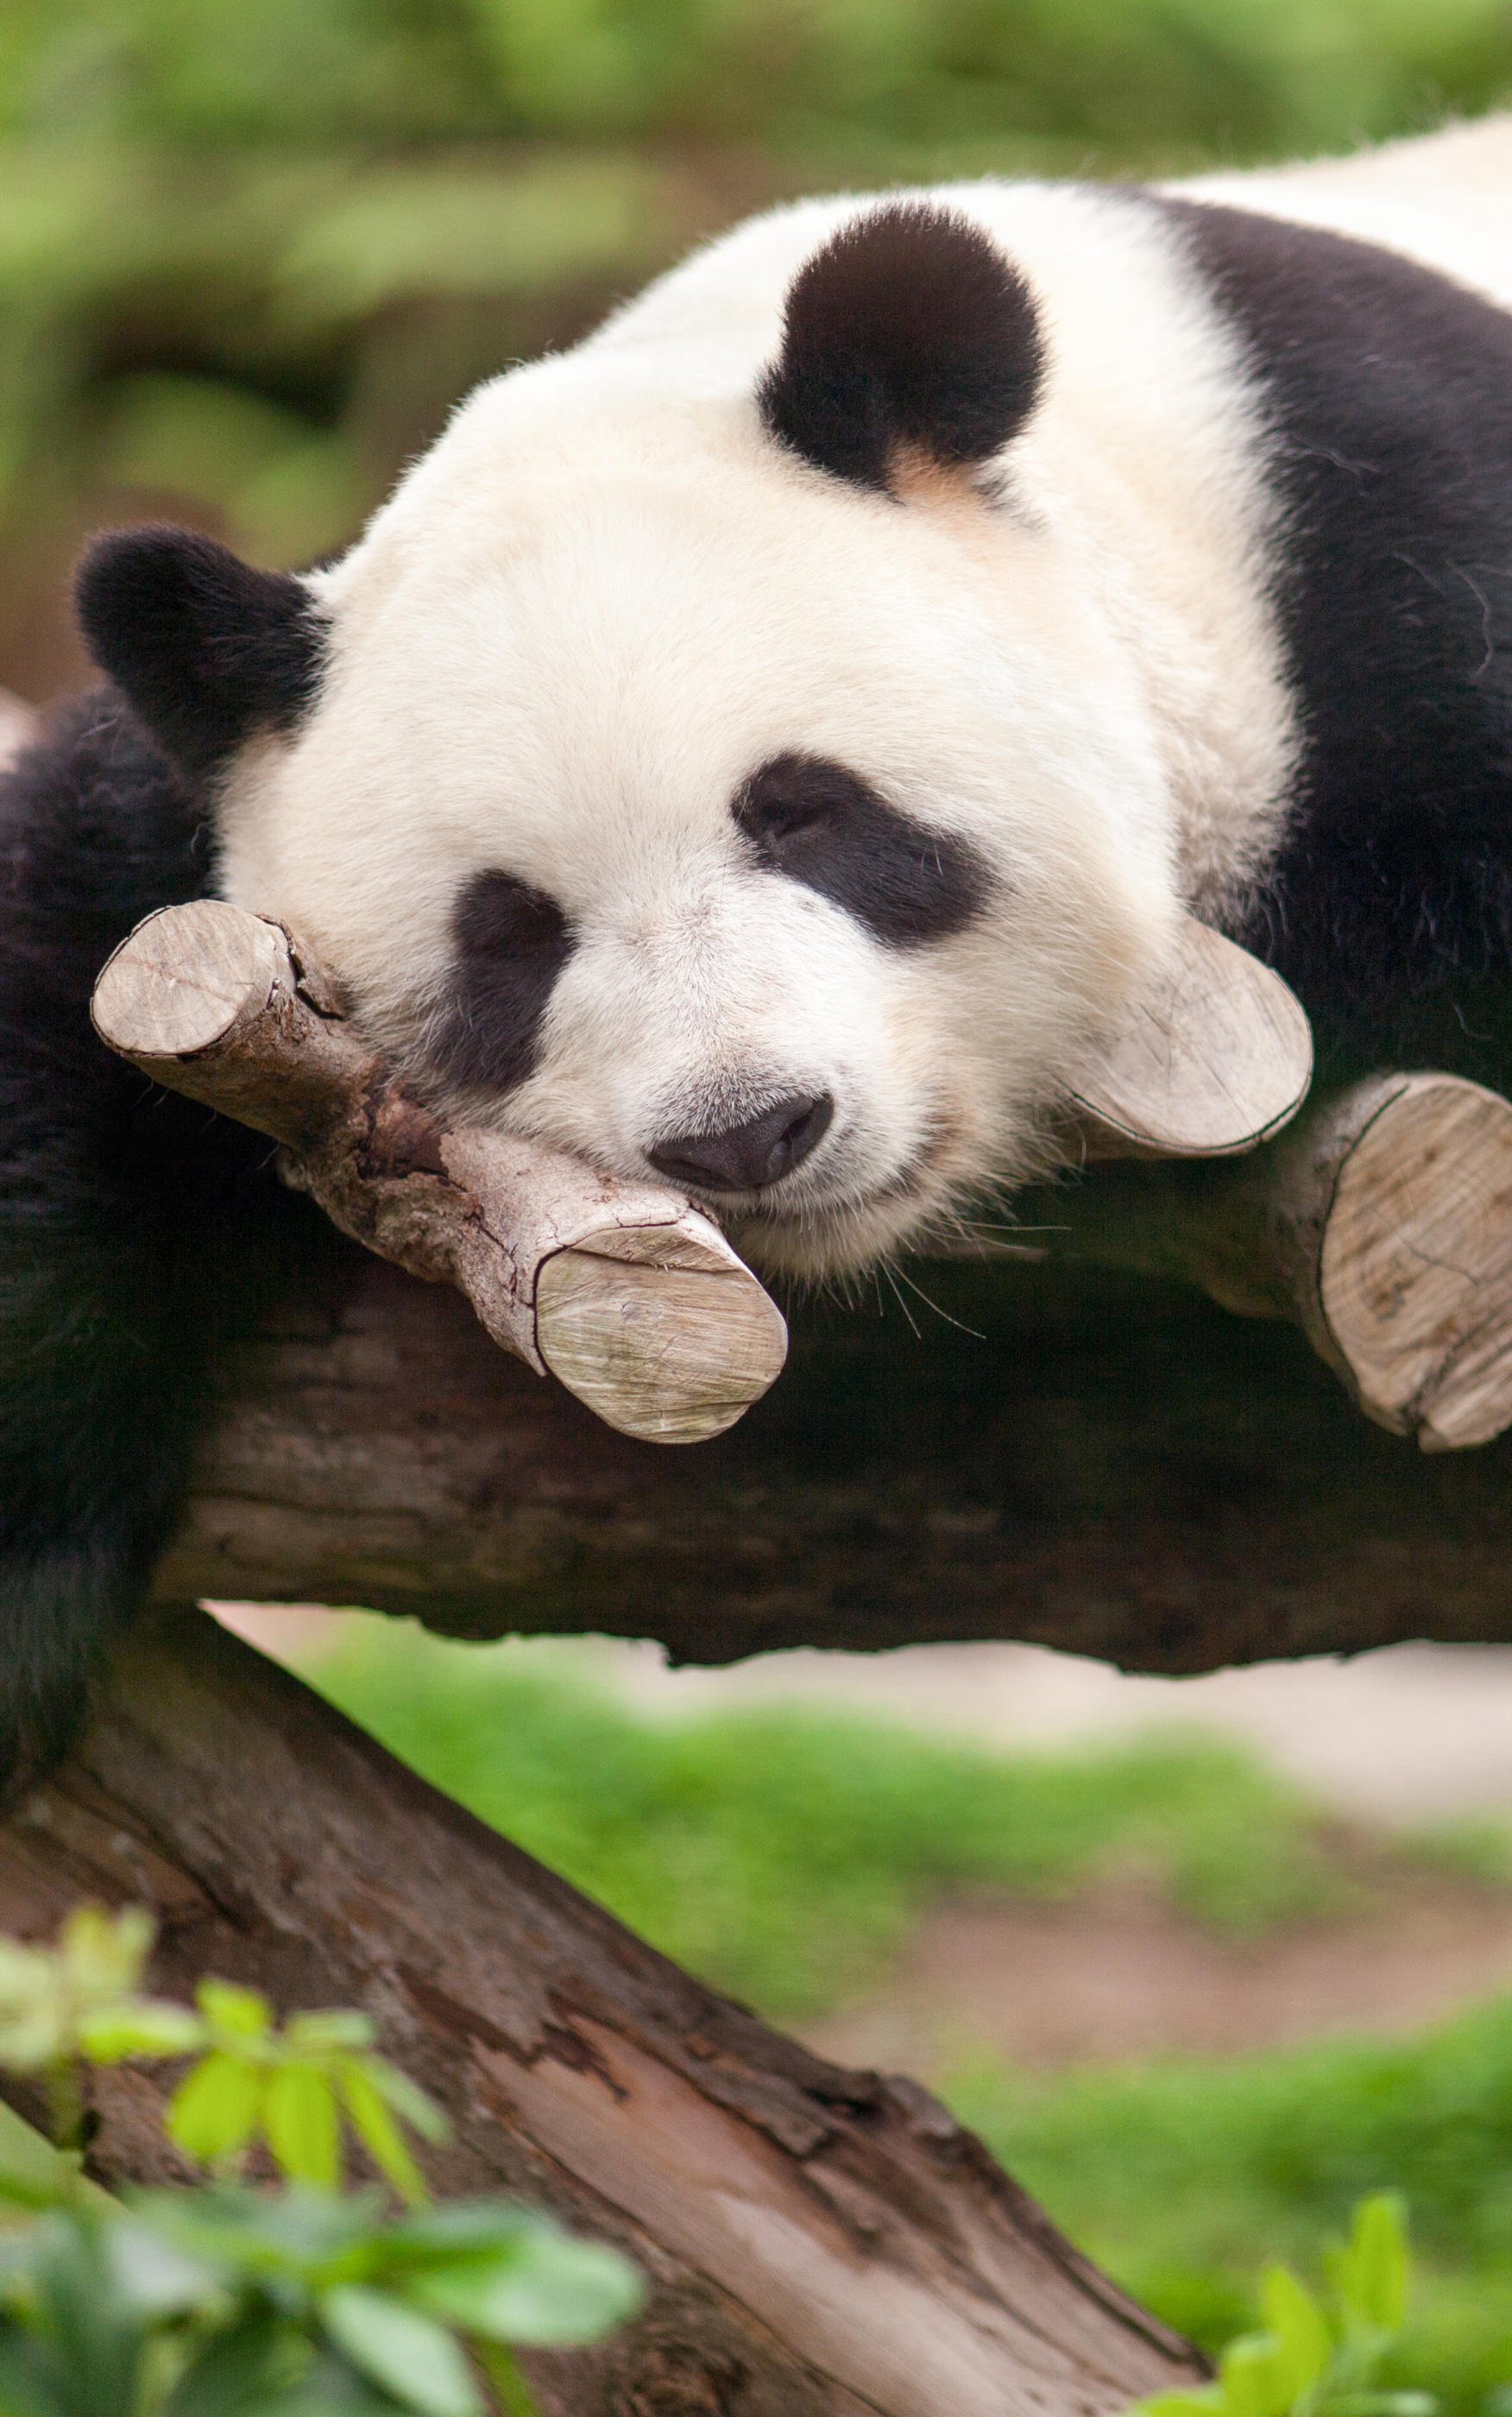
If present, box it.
[0,1607,1203,2416]
[154,1206,1512,1672]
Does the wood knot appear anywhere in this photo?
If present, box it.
[356,1083,449,1183]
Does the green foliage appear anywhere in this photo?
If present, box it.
[163,1982,449,2207]
[0,0,1509,690]
[0,2187,641,2416]
[948,1998,1512,2413]
[0,1908,200,2078]
[1,0,1509,160]
[0,1909,642,2417]
[1137,2196,1434,2417]
[303,1627,1349,2018]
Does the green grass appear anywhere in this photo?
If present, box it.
[300,1619,1340,2020]
[950,2003,1512,2409]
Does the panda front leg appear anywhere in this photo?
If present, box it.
[1022,1074,1512,1451]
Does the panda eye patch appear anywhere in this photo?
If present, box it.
[430,867,575,1094]
[732,751,989,946]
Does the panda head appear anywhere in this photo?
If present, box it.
[78,201,1179,1278]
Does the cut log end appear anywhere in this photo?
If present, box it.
[1319,1074,1512,1451]
[1064,916,1314,1160]
[536,1229,790,1442]
[91,899,284,1061]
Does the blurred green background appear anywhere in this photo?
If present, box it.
[3,0,1512,696]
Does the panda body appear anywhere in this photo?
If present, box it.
[7,120,1512,1770]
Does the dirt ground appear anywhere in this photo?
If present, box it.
[799,1862,1512,2077]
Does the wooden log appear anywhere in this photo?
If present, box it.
[91,900,789,1446]
[1060,914,1313,1159]
[0,1605,1205,2416]
[1040,1073,1512,1450]
[145,1231,1512,1670]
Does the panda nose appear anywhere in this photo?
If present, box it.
[648,1092,835,1193]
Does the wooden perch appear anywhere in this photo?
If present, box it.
[1060,914,1313,1159]
[1042,1073,1512,1451]
[91,900,788,1445]
[0,1606,1206,2417]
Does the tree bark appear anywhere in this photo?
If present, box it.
[157,1192,1512,1673]
[0,1606,1203,2417]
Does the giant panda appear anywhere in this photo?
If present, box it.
[6,115,1512,1780]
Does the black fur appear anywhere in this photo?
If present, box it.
[1156,198,1512,1058]
[75,527,326,779]
[431,868,576,1093]
[0,691,306,1789]
[758,203,1044,492]
[733,752,990,945]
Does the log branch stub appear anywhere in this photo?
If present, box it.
[91,900,788,1446]
[0,1608,1206,2417]
[1046,1073,1512,1450]
[1060,916,1314,1161]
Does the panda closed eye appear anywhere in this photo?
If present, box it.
[731,752,989,947]
[431,866,575,1094]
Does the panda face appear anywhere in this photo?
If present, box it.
[209,439,1176,1276]
[80,195,1248,1278]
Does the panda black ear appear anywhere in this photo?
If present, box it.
[75,525,326,781]
[758,203,1044,494]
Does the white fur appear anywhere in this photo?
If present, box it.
[214,126,1512,1276]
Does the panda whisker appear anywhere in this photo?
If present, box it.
[885,1258,987,1341]
[879,1258,923,1338]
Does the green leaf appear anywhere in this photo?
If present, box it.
[1218,2332,1296,2417]
[1259,2266,1332,2395]
[356,2060,450,2149]
[272,2342,400,2414]
[386,2205,539,2259]
[196,1983,272,2043]
[161,2309,306,2417]
[1327,2397,1439,2416]
[264,2065,342,2193]
[137,2180,387,2285]
[1336,2195,1409,2334]
[0,2102,106,2212]
[470,2340,540,2417]
[408,2228,642,2346]
[59,1907,154,2000]
[0,1943,66,2073]
[104,2217,218,2316]
[320,2285,482,2417]
[1134,2397,1225,2416]
[280,2013,375,2058]
[0,2326,69,2417]
[334,2065,428,2209]
[77,2006,206,2064]
[166,2053,263,2166]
